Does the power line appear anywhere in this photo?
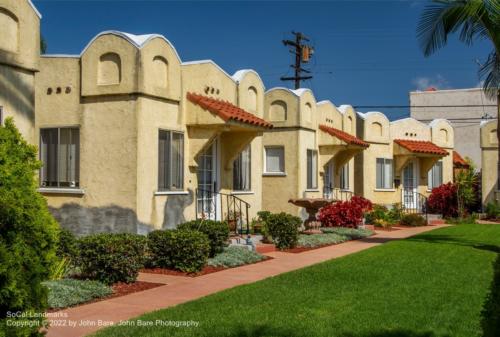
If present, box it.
[354,104,497,109]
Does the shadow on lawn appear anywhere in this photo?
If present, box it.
[202,325,442,337]
[481,254,500,337]
[341,330,443,337]
[406,234,500,254]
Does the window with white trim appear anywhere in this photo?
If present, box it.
[40,128,80,188]
[428,160,443,190]
[264,146,284,173]
[340,163,350,190]
[233,145,251,191]
[376,158,393,189]
[158,130,184,191]
[307,149,318,189]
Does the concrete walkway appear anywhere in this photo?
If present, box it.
[46,225,446,337]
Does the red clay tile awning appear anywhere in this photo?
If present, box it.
[453,151,469,168]
[394,139,448,156]
[319,124,369,147]
[187,92,273,129]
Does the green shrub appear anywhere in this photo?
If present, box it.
[147,229,210,273]
[485,202,500,219]
[257,211,271,223]
[43,279,112,309]
[400,214,427,227]
[265,212,302,249]
[0,118,59,337]
[257,211,273,242]
[364,204,389,224]
[446,214,478,225]
[77,233,146,285]
[57,228,79,260]
[207,246,265,268]
[177,219,229,257]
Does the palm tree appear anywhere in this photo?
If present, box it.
[417,0,499,183]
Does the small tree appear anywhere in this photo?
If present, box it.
[455,158,478,217]
[0,118,59,337]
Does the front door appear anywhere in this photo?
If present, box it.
[402,160,418,209]
[197,141,218,219]
[323,161,334,198]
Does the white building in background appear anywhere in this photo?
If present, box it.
[410,87,497,170]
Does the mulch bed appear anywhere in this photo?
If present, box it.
[47,281,164,312]
[141,256,273,277]
[108,281,164,299]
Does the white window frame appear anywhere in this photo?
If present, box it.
[264,146,285,175]
[158,129,184,191]
[376,158,393,190]
[340,162,350,190]
[427,160,443,190]
[39,127,80,189]
[306,149,318,189]
[233,144,251,191]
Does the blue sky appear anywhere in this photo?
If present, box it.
[33,0,492,119]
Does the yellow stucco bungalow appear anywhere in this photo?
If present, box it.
[261,88,369,216]
[480,119,498,206]
[354,113,454,210]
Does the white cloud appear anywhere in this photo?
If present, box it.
[412,74,451,91]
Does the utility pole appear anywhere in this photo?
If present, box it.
[281,31,314,89]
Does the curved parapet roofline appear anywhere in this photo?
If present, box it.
[28,0,42,18]
[428,118,453,128]
[80,30,182,62]
[356,111,390,122]
[390,117,430,128]
[265,87,313,98]
[182,59,236,83]
[232,69,265,89]
[480,119,497,128]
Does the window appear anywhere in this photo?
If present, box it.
[233,145,251,191]
[0,106,3,125]
[376,158,393,189]
[340,163,350,190]
[40,128,80,188]
[428,160,443,190]
[264,146,284,173]
[158,130,184,190]
[307,149,318,189]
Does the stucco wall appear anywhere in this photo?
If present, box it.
[481,120,498,205]
[0,0,39,143]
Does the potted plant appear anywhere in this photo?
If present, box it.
[226,210,241,232]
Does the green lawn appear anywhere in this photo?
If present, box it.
[94,224,500,337]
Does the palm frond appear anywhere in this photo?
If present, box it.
[417,0,497,56]
[479,50,500,99]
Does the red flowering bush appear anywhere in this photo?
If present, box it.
[318,196,373,228]
[427,182,458,218]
